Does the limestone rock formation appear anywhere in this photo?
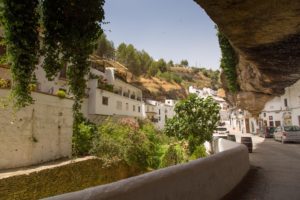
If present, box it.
[195,0,300,115]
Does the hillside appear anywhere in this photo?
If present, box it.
[129,66,221,100]
[94,36,221,100]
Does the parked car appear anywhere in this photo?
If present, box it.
[273,126,300,143]
[258,127,275,138]
[214,127,229,135]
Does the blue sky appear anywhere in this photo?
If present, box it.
[103,0,221,70]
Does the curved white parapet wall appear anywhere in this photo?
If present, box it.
[44,139,249,200]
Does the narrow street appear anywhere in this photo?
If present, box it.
[223,134,300,200]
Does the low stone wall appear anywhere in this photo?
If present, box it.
[0,157,142,200]
[45,139,249,200]
[0,89,73,169]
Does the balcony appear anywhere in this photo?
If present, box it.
[130,94,136,100]
[123,92,129,98]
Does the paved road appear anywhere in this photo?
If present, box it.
[223,136,300,200]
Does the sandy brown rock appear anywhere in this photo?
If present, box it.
[195,0,300,114]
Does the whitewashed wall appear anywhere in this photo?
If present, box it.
[0,89,73,170]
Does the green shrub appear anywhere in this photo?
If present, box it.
[105,84,114,92]
[77,123,97,154]
[56,90,66,98]
[160,143,187,168]
[90,120,152,169]
[189,144,207,160]
[173,74,183,84]
[72,112,97,156]
[158,72,182,84]
[140,122,165,169]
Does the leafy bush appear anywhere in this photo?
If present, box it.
[164,94,220,154]
[140,122,166,169]
[90,119,152,169]
[56,90,66,98]
[73,116,97,156]
[158,72,182,84]
[160,143,186,168]
[119,117,140,130]
[189,144,207,160]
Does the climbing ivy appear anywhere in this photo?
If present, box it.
[217,28,240,93]
[1,0,40,108]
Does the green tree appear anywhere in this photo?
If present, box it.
[116,43,142,75]
[156,58,167,73]
[95,34,115,59]
[137,50,153,74]
[116,43,127,63]
[211,70,220,90]
[147,62,159,76]
[164,94,220,154]
[167,60,174,67]
[180,59,189,67]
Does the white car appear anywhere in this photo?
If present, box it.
[274,126,300,143]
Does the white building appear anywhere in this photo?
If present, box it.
[188,86,217,98]
[189,85,230,124]
[145,99,177,130]
[87,60,144,120]
[259,79,300,127]
[228,79,300,134]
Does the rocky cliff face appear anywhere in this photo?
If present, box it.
[195,0,300,115]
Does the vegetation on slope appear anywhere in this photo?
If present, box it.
[95,34,221,100]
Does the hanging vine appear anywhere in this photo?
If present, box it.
[1,0,40,108]
[217,28,240,93]
[42,0,105,152]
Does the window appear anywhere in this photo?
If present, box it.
[126,103,129,111]
[116,101,122,110]
[102,96,108,105]
[263,113,266,117]
[284,98,288,107]
[159,109,161,115]
[165,115,168,120]
[138,106,141,113]
[133,105,135,112]
[269,116,273,120]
